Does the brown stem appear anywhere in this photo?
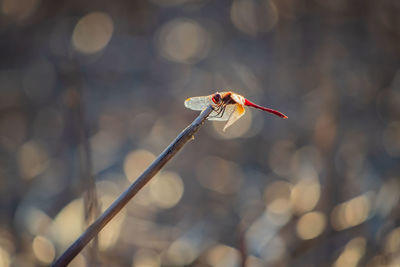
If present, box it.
[52,105,214,267]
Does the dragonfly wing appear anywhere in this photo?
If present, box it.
[223,104,245,131]
[230,93,246,105]
[184,96,213,111]
[207,104,236,121]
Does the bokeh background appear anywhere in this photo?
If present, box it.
[0,0,400,266]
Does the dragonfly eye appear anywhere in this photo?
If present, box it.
[212,93,222,104]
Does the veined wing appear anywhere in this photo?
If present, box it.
[184,96,213,111]
[223,104,245,131]
[208,104,236,121]
[230,93,246,105]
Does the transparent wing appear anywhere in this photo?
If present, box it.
[223,104,245,131]
[230,93,245,105]
[184,96,213,111]
[208,104,236,121]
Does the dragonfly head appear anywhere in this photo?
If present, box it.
[211,93,222,104]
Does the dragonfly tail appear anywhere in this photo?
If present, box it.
[244,99,288,119]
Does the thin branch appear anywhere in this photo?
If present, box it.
[52,105,214,267]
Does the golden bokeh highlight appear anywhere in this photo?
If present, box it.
[1,0,398,265]
[331,193,372,231]
[129,170,184,209]
[32,235,55,264]
[375,178,400,217]
[132,249,161,267]
[205,244,240,267]
[51,198,84,248]
[384,227,400,254]
[296,211,326,240]
[124,149,156,182]
[0,246,10,267]
[367,254,400,267]
[156,18,210,64]
[264,181,292,206]
[333,237,366,267]
[165,239,197,266]
[267,198,291,215]
[17,140,49,180]
[290,177,321,214]
[264,181,293,225]
[148,171,184,209]
[72,12,114,54]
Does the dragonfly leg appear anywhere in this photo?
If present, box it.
[216,105,226,118]
[209,104,225,118]
[210,105,226,118]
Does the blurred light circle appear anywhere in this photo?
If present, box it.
[211,108,253,139]
[132,249,161,267]
[231,0,278,36]
[385,227,400,254]
[1,0,40,22]
[32,235,55,264]
[149,171,184,208]
[375,178,400,217]
[156,18,211,64]
[72,12,114,54]
[205,245,240,267]
[296,211,326,240]
[18,140,49,180]
[290,177,321,214]
[264,181,293,225]
[51,198,84,248]
[123,149,156,182]
[0,246,10,267]
[166,239,197,265]
[265,199,292,225]
[333,237,366,267]
[264,181,292,204]
[330,193,372,231]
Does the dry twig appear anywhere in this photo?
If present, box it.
[52,105,213,266]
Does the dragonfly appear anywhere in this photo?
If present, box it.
[184,91,287,131]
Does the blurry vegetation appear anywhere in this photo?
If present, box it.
[0,0,400,266]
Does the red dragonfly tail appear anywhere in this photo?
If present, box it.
[244,99,288,119]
